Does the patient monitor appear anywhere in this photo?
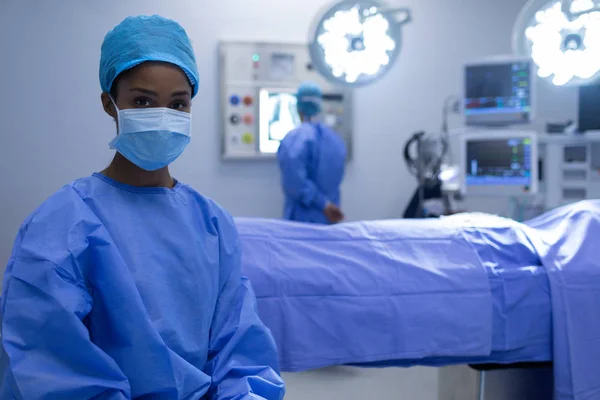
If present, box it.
[219,41,353,160]
[459,131,538,196]
[464,57,534,127]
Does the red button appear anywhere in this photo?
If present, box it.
[243,114,254,125]
[243,96,253,106]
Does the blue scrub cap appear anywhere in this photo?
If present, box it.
[99,15,200,97]
[296,81,323,118]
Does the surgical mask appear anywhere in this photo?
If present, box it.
[109,99,192,171]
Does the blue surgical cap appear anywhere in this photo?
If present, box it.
[100,15,200,97]
[296,81,323,118]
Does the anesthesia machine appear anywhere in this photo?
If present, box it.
[403,56,536,218]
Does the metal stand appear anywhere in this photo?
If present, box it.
[416,136,426,218]
[478,370,486,400]
[403,130,459,217]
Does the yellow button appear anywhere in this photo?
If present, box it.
[242,133,254,144]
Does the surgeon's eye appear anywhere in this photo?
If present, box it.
[171,101,188,110]
[134,98,153,107]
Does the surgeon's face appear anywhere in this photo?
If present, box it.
[101,61,192,119]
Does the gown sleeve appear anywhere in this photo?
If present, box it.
[277,128,328,211]
[204,205,285,400]
[0,187,131,400]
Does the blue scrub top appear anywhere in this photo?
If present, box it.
[0,173,285,399]
[277,122,347,224]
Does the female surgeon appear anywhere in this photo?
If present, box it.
[277,82,347,224]
[0,15,285,400]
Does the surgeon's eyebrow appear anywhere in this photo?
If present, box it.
[171,90,191,97]
[130,88,158,96]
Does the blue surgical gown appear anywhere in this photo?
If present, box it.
[277,122,346,224]
[0,173,285,400]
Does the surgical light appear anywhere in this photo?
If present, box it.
[308,1,412,87]
[513,0,600,86]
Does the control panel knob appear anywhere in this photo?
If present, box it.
[229,95,240,106]
[242,133,254,144]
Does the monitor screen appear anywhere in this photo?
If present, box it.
[579,83,600,132]
[461,134,538,195]
[464,60,532,126]
[259,88,301,154]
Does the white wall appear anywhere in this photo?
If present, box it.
[0,0,576,398]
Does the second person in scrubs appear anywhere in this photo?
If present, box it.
[277,82,347,224]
